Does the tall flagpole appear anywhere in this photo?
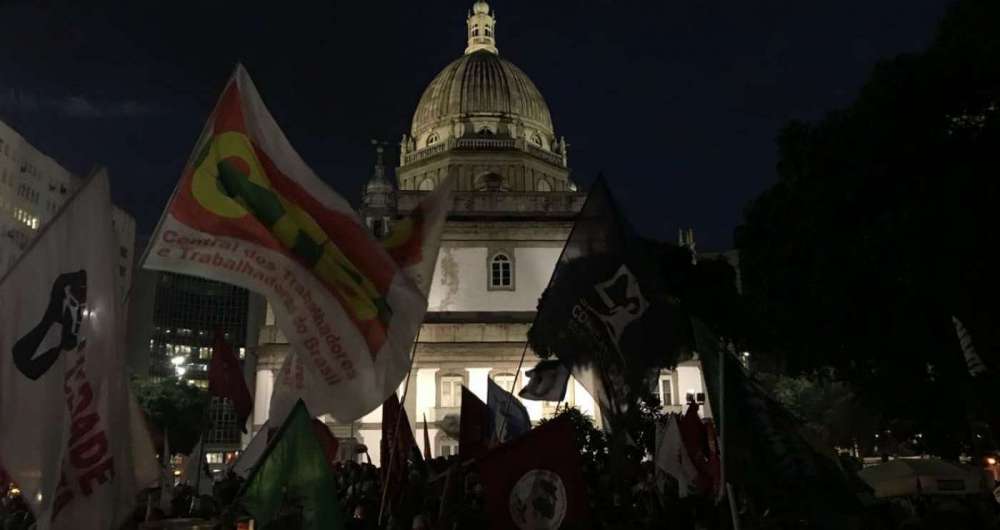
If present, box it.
[377,327,422,526]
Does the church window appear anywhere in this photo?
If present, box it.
[652,374,674,408]
[440,375,463,407]
[536,178,552,192]
[437,434,458,458]
[493,373,516,394]
[418,178,435,191]
[472,26,480,37]
[484,27,492,37]
[489,252,513,290]
[426,132,439,146]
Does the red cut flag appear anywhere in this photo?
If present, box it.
[0,461,10,488]
[380,393,417,511]
[144,65,428,422]
[459,386,491,459]
[208,331,253,431]
[678,403,715,496]
[478,415,590,530]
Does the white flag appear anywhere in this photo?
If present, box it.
[379,174,455,296]
[519,360,571,402]
[143,65,430,422]
[0,170,155,529]
[267,178,455,425]
[230,421,269,479]
[952,316,987,376]
[182,439,213,497]
[655,415,699,498]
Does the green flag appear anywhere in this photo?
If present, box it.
[694,319,863,529]
[241,400,346,530]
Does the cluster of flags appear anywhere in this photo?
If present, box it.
[457,380,533,459]
[2,59,935,529]
[655,405,721,499]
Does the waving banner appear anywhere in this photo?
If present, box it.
[144,65,427,421]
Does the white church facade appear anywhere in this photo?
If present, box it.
[250,1,707,464]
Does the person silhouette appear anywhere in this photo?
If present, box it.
[12,270,87,380]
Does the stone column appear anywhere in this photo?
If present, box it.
[416,367,439,421]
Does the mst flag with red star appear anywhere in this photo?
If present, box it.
[144,65,427,422]
[478,415,590,530]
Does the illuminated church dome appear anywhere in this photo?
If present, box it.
[410,52,554,142]
[397,0,571,193]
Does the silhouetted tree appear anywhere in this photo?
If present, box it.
[736,0,1000,456]
[133,377,211,455]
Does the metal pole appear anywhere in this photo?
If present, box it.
[377,327,422,526]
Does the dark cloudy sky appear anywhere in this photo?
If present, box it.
[0,0,953,250]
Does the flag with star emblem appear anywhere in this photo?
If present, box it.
[478,415,590,530]
[144,65,427,422]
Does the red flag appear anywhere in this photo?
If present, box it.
[0,460,11,489]
[423,414,433,461]
[678,402,714,495]
[311,419,340,468]
[380,393,417,508]
[459,386,491,459]
[208,331,253,431]
[478,416,591,530]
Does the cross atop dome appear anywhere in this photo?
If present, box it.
[465,1,498,55]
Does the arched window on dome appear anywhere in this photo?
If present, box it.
[484,27,492,37]
[426,132,439,147]
[489,252,513,290]
[536,178,552,192]
[418,178,436,191]
[472,26,480,37]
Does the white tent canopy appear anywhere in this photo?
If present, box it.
[858,459,988,498]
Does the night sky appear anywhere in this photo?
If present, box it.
[0,0,953,250]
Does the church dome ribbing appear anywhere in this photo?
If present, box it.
[410,51,554,141]
[397,0,572,193]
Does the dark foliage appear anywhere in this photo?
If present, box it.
[132,377,211,455]
[736,0,1000,456]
